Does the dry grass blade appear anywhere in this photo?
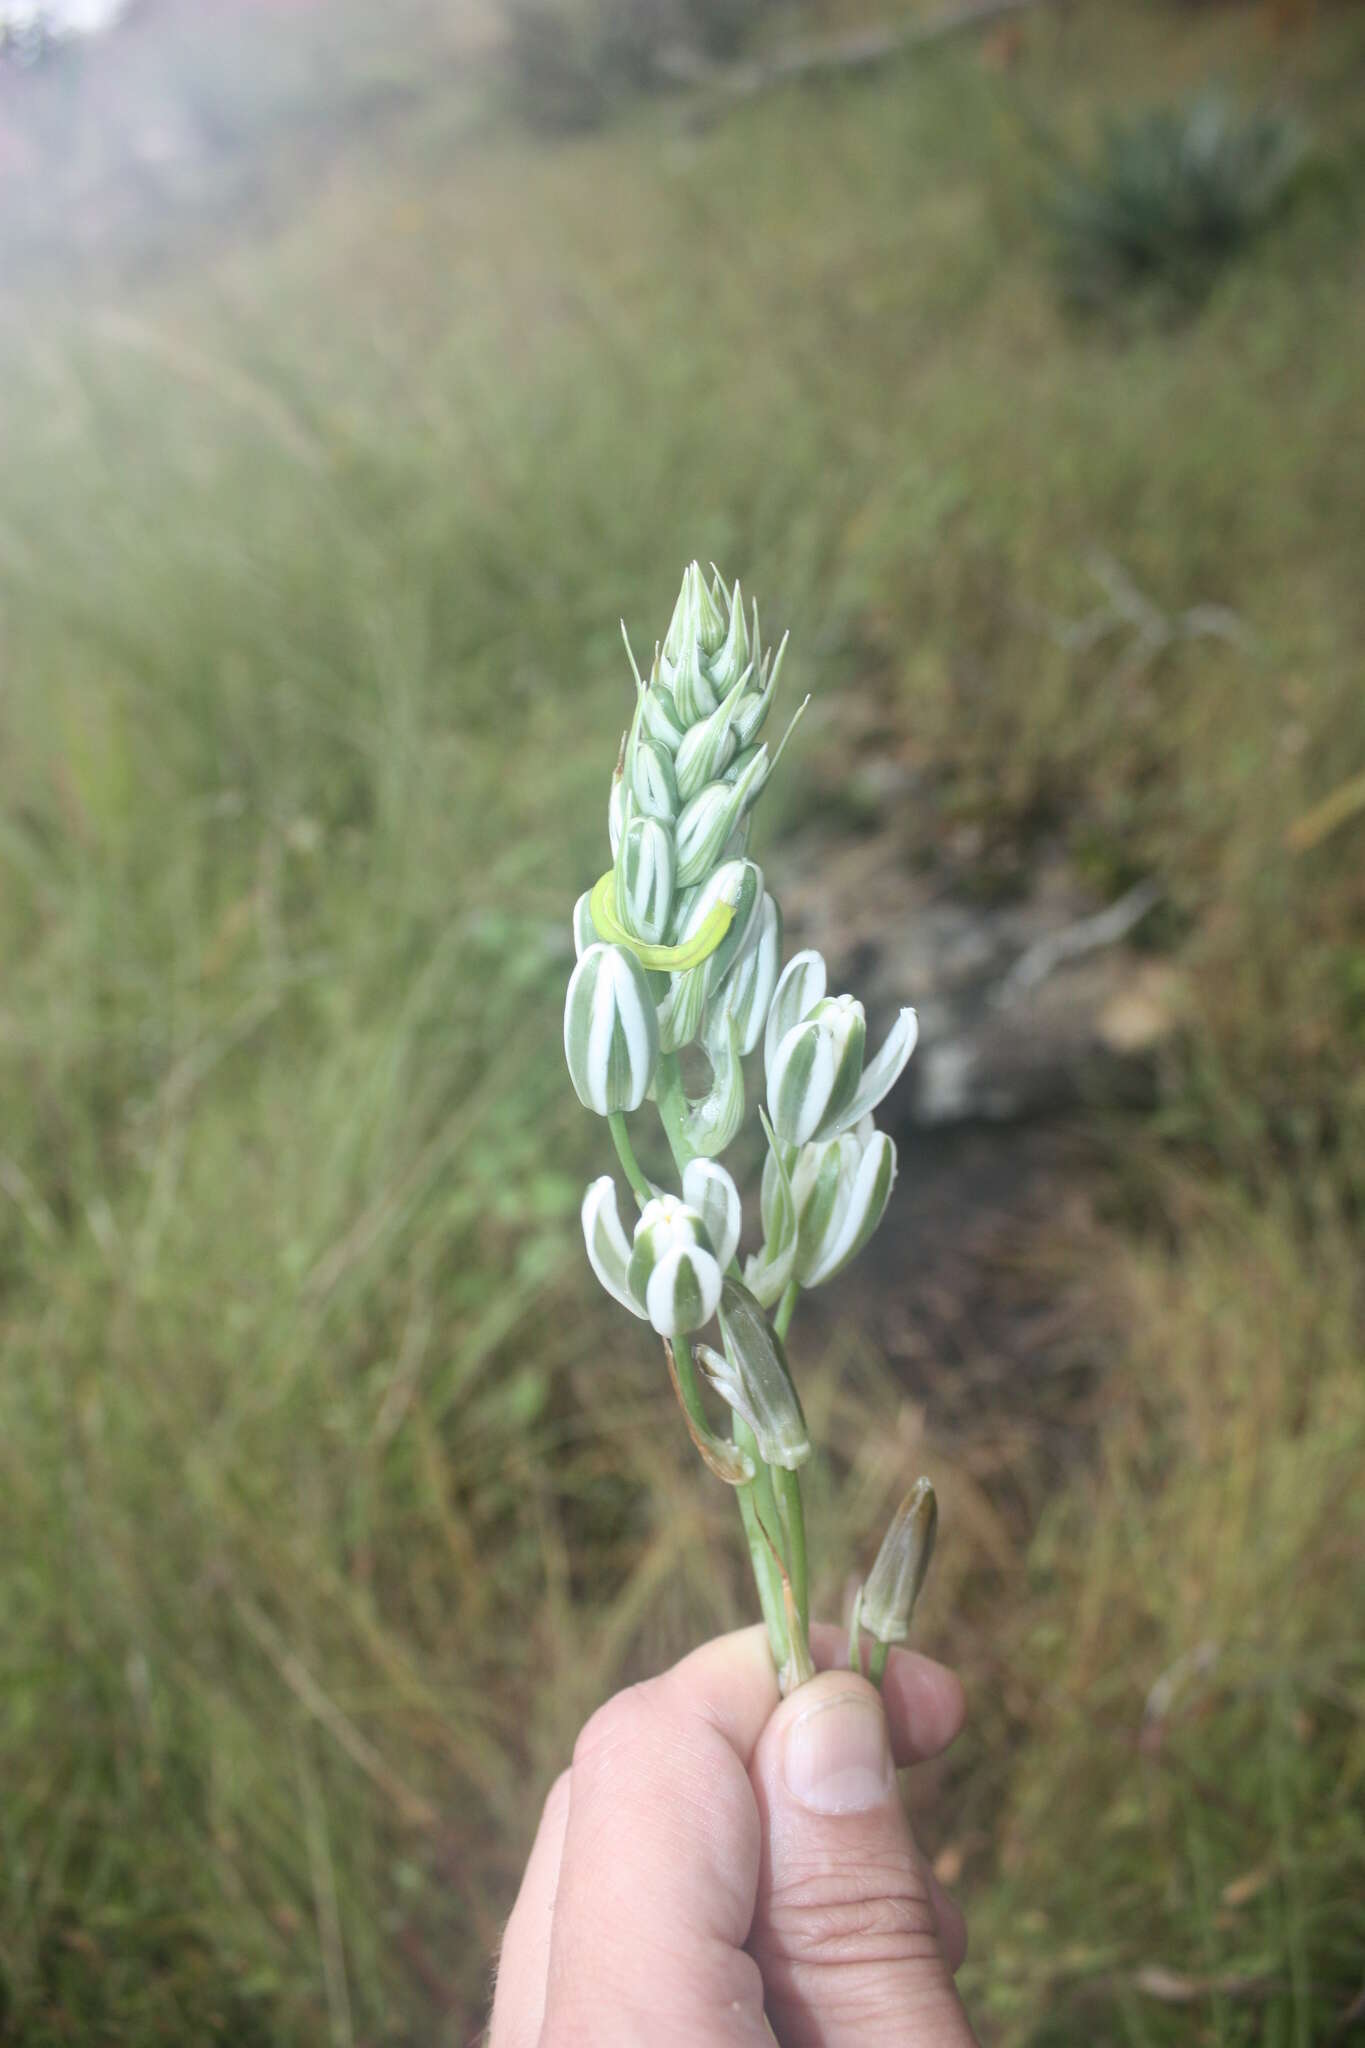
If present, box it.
[233,1594,436,1831]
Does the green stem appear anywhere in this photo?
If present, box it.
[774,1466,809,1638]
[774,1280,798,1343]
[653,1052,691,1176]
[747,1444,787,1580]
[650,1052,816,1684]
[731,1416,789,1670]
[607,1110,652,1211]
[669,1334,718,1453]
[868,1638,889,1690]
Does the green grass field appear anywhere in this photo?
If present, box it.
[1,2,1363,2041]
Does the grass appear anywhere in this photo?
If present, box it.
[1,1,1363,2041]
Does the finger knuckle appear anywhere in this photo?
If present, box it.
[764,1845,942,1976]
[571,1681,658,1776]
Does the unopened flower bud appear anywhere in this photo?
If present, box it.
[707,578,750,693]
[630,736,679,823]
[671,631,719,726]
[655,859,762,1054]
[790,1115,896,1287]
[765,948,919,1144]
[674,750,769,887]
[697,1279,811,1471]
[616,816,675,947]
[674,667,749,802]
[564,943,660,1116]
[663,560,726,667]
[706,891,782,1056]
[860,1479,937,1644]
[767,994,863,1147]
[626,1196,723,1337]
[743,1112,798,1308]
[638,677,685,754]
[764,950,827,1074]
[731,632,788,749]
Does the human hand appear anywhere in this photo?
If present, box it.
[489,1623,976,2047]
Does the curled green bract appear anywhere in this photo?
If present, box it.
[589,870,735,972]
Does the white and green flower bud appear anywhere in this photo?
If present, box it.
[691,858,762,984]
[626,1195,723,1338]
[731,632,788,749]
[765,949,919,1144]
[674,749,769,887]
[767,1004,849,1148]
[581,1176,730,1338]
[663,560,726,666]
[707,578,750,693]
[581,1175,647,1319]
[691,561,727,654]
[564,943,660,1116]
[790,1114,897,1287]
[655,959,710,1057]
[764,949,828,1075]
[572,889,600,961]
[681,1158,742,1271]
[616,816,675,947]
[742,1114,797,1309]
[630,735,679,823]
[706,891,782,1057]
[799,995,868,1134]
[674,666,750,801]
[860,1478,937,1644]
[638,674,686,754]
[697,1279,811,1471]
[671,630,719,726]
[721,742,761,790]
[655,859,762,1054]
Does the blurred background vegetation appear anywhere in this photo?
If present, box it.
[1,0,1363,2042]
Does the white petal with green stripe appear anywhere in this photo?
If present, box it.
[564,943,660,1117]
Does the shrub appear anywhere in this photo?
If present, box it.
[1049,93,1311,309]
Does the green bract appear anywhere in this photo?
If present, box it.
[701,1279,811,1471]
[859,1478,938,1645]
[565,563,929,1696]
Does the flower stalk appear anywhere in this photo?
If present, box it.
[564,564,934,1692]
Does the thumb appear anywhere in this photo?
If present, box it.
[747,1671,977,2048]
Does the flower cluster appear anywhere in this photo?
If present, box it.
[562,563,935,1689]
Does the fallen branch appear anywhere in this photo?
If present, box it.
[1029,551,1260,695]
[994,877,1163,1007]
[678,0,1060,124]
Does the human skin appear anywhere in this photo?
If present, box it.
[489,1622,978,2048]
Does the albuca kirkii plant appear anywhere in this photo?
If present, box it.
[565,563,935,1691]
